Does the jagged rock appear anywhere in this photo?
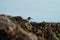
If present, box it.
[0,14,60,40]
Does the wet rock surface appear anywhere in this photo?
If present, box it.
[0,14,60,40]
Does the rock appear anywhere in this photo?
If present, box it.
[0,14,60,40]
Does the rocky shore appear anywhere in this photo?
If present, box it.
[0,14,60,40]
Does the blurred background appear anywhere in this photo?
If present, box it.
[0,0,60,22]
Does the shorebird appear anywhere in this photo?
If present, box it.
[27,17,32,23]
[23,17,32,23]
[27,17,32,20]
